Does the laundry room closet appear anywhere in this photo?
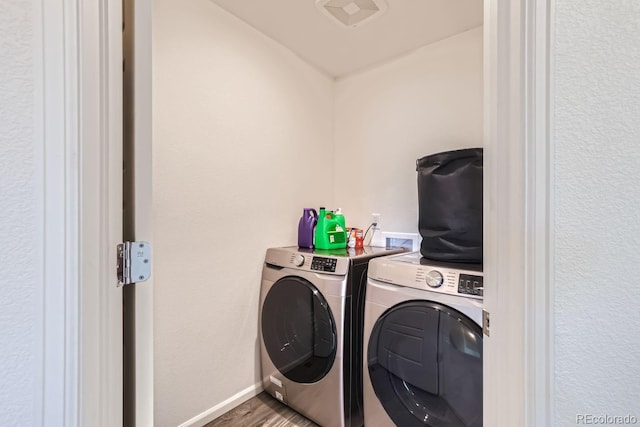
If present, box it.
[150,0,483,425]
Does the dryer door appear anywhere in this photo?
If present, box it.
[262,275,337,383]
[367,301,482,427]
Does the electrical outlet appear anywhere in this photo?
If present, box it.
[371,213,381,227]
[369,213,384,247]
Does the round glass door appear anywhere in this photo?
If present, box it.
[261,276,337,383]
[367,301,483,427]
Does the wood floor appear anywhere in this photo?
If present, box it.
[205,392,319,427]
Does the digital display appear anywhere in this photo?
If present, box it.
[311,256,337,273]
[458,274,483,297]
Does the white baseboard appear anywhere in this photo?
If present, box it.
[178,382,264,427]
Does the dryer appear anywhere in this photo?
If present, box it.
[363,252,483,427]
[260,246,404,427]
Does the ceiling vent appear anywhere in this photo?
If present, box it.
[316,0,388,29]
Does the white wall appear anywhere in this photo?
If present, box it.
[152,1,334,425]
[333,27,483,235]
[553,1,640,424]
[0,1,40,425]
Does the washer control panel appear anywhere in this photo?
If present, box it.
[265,246,408,276]
[311,256,338,273]
[270,249,348,275]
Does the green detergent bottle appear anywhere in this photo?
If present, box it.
[315,207,347,250]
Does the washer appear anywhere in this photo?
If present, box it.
[363,252,484,427]
[260,246,404,427]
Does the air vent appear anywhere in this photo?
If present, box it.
[316,0,388,29]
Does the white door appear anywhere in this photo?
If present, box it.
[123,0,155,425]
[60,0,152,425]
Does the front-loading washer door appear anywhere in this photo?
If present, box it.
[367,300,482,427]
[261,275,337,384]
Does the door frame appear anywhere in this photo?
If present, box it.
[122,0,155,425]
[44,0,553,425]
[483,0,554,425]
[37,0,124,425]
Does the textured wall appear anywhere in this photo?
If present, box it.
[333,28,483,235]
[554,1,640,424]
[0,0,39,425]
[153,1,334,425]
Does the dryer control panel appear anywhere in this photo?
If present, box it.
[368,252,484,300]
[311,256,338,273]
[414,268,483,299]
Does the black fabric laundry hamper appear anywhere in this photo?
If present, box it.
[416,148,483,263]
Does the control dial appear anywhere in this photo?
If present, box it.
[293,254,305,267]
[425,270,444,288]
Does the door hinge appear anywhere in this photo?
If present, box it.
[482,309,490,337]
[117,241,151,287]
